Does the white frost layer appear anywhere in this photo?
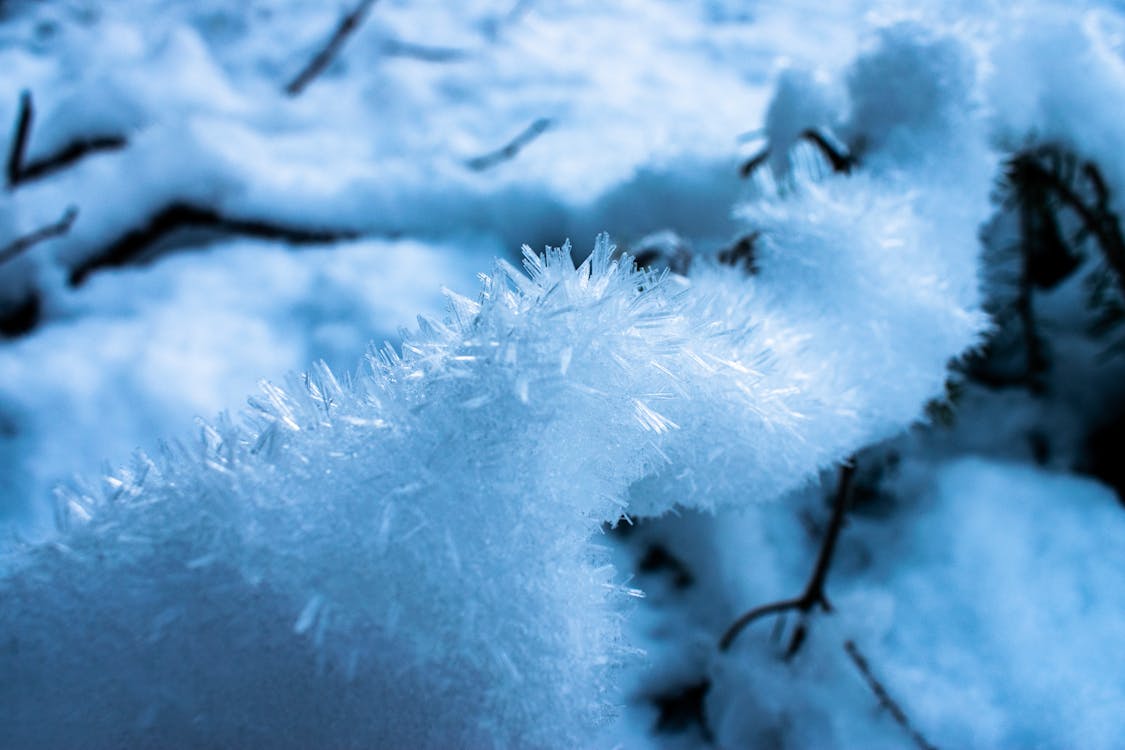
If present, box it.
[1,211,985,746]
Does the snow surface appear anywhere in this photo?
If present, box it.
[2,0,1125,748]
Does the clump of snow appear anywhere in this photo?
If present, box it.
[0,217,986,745]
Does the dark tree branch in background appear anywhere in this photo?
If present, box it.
[719,458,856,654]
[6,90,127,189]
[1010,150,1125,298]
[0,206,78,266]
[69,202,360,286]
[739,128,855,179]
[844,640,940,750]
[380,38,467,63]
[285,0,379,96]
[466,118,553,171]
[6,90,32,189]
[19,135,127,185]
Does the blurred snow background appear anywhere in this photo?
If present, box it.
[2,0,1125,748]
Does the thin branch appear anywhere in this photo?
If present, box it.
[720,458,856,653]
[68,202,359,287]
[6,90,127,189]
[466,118,553,171]
[844,640,940,750]
[1012,151,1125,296]
[285,0,379,96]
[0,206,78,266]
[6,90,32,189]
[379,38,467,63]
[19,135,127,185]
[800,128,856,174]
[738,128,855,180]
[738,147,770,179]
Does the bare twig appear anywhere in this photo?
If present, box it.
[68,202,359,286]
[717,232,760,275]
[19,135,127,185]
[720,458,856,654]
[844,640,940,750]
[739,128,855,180]
[379,38,467,63]
[6,90,127,189]
[6,90,32,189]
[285,0,379,96]
[466,118,553,171]
[0,206,78,265]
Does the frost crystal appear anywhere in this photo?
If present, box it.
[2,210,985,746]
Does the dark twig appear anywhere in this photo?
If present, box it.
[19,135,127,185]
[720,458,856,653]
[6,90,32,188]
[800,128,855,174]
[6,90,127,189]
[68,202,359,286]
[844,640,940,750]
[466,118,553,171]
[1010,149,1125,296]
[379,38,467,63]
[0,206,78,265]
[717,232,760,275]
[739,128,855,180]
[285,0,379,96]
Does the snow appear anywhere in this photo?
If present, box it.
[2,0,1125,748]
[701,457,1125,749]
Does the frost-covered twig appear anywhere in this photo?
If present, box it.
[844,640,940,750]
[0,206,78,266]
[466,118,553,171]
[68,202,360,286]
[285,0,379,96]
[739,128,855,179]
[5,90,127,189]
[720,458,856,654]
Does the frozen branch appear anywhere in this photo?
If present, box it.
[285,0,379,96]
[720,458,856,654]
[5,90,32,189]
[844,640,939,750]
[466,118,553,171]
[380,38,467,63]
[0,206,78,266]
[739,128,856,179]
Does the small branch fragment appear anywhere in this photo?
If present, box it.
[738,147,770,179]
[844,640,940,750]
[0,206,78,265]
[6,90,32,189]
[19,135,127,185]
[466,118,553,171]
[800,128,855,174]
[285,0,379,96]
[6,90,127,189]
[68,202,359,286]
[739,128,855,180]
[717,232,760,275]
[720,458,856,654]
[379,38,467,63]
